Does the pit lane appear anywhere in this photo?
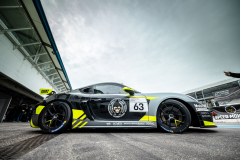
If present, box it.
[0,123,239,160]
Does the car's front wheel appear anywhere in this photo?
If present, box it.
[157,99,191,133]
[38,101,72,133]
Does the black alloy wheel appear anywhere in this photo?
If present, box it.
[157,99,191,133]
[38,101,72,133]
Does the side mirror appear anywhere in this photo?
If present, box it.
[123,87,134,96]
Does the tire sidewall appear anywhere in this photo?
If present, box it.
[157,99,191,133]
[38,101,72,133]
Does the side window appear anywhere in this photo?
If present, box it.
[80,86,93,94]
[94,85,125,94]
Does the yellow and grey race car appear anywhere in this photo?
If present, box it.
[31,82,216,133]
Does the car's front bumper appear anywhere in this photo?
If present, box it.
[30,104,45,128]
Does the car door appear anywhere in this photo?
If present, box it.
[88,83,148,121]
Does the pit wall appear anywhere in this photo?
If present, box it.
[0,34,53,94]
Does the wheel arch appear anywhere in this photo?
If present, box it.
[36,99,74,121]
[157,98,200,127]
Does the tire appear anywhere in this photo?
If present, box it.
[157,99,191,133]
[38,101,72,133]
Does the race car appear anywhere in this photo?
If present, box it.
[31,82,217,133]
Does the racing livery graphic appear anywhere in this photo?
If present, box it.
[31,82,217,133]
[108,98,127,118]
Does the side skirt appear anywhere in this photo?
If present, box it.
[71,119,157,129]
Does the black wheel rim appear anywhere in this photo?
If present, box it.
[159,103,186,128]
[43,103,66,129]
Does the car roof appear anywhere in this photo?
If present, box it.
[77,82,125,90]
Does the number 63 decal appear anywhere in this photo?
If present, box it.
[134,103,144,110]
[129,98,148,112]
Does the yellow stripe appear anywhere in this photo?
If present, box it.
[139,115,148,121]
[80,114,86,120]
[120,95,159,100]
[146,97,159,100]
[72,120,77,125]
[79,122,88,128]
[72,121,82,129]
[203,121,216,126]
[36,105,45,115]
[139,115,156,121]
[30,119,39,128]
[72,109,84,119]
[149,116,156,121]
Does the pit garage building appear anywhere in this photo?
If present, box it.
[183,78,240,106]
[0,0,72,122]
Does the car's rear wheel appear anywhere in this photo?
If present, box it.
[157,99,191,133]
[38,101,72,133]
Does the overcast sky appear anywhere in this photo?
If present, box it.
[41,0,240,93]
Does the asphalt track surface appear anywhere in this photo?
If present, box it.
[0,123,240,160]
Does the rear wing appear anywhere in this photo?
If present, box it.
[40,88,56,95]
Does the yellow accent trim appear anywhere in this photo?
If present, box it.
[139,115,148,121]
[45,120,52,127]
[123,87,134,93]
[30,119,39,128]
[72,120,77,125]
[72,121,82,129]
[36,105,45,115]
[121,95,159,100]
[79,122,88,128]
[203,121,216,126]
[149,116,156,121]
[72,109,84,119]
[171,131,174,133]
[139,115,156,121]
[174,119,184,128]
[146,97,159,100]
[40,88,53,95]
[80,114,86,120]
[128,95,145,98]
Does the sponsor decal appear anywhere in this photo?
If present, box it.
[106,122,111,126]
[41,89,49,93]
[146,122,155,126]
[202,115,211,117]
[200,112,210,115]
[212,104,240,120]
[160,125,172,133]
[214,114,240,120]
[157,120,172,133]
[108,98,127,118]
[225,106,236,114]
[123,122,145,126]
[194,104,208,111]
[113,122,122,126]
[51,121,66,133]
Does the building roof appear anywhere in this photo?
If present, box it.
[0,0,72,92]
[183,78,240,94]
